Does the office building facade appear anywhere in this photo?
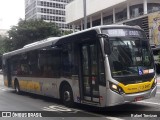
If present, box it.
[66,0,160,45]
[25,0,73,30]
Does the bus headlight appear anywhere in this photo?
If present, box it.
[151,78,157,89]
[109,82,124,95]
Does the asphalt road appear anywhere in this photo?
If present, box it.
[0,75,160,120]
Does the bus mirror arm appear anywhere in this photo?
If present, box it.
[97,34,111,55]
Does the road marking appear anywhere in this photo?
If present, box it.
[0,87,13,91]
[0,88,6,91]
[43,105,72,112]
[42,105,79,113]
[156,92,160,94]
[0,87,6,91]
[42,105,124,119]
[106,117,124,120]
[137,101,160,106]
[43,107,62,113]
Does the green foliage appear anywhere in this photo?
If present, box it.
[0,36,11,54]
[0,19,74,55]
[62,30,73,35]
[5,19,61,51]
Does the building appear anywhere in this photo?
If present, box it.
[25,0,73,31]
[66,0,160,45]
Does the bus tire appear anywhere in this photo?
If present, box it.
[14,80,20,94]
[61,84,74,107]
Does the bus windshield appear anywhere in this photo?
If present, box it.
[102,29,154,77]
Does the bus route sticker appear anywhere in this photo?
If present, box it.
[138,68,143,75]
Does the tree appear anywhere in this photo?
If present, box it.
[7,19,61,50]
[62,30,73,35]
[0,36,10,69]
[0,36,11,54]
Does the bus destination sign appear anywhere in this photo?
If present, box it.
[103,29,145,38]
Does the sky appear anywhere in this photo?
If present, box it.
[0,0,25,29]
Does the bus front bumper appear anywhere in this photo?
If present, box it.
[106,85,157,107]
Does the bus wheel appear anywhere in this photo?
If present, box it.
[61,84,74,107]
[15,81,20,94]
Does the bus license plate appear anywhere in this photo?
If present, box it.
[135,96,143,101]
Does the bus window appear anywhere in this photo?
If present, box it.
[38,47,61,78]
[11,54,30,76]
[62,44,72,78]
[28,51,39,77]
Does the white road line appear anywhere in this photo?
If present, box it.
[1,88,6,91]
[156,92,160,94]
[0,87,13,91]
[43,107,62,113]
[42,105,124,119]
[106,117,124,120]
[0,88,6,91]
[43,105,74,112]
[137,101,160,105]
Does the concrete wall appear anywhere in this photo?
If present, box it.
[66,0,126,23]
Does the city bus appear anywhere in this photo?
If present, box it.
[2,25,157,107]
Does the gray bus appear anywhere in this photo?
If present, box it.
[2,25,157,107]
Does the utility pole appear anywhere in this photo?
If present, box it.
[83,0,87,29]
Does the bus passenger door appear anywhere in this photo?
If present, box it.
[80,43,100,103]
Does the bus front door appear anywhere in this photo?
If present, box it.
[80,43,100,103]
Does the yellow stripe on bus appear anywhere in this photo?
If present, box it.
[19,80,41,92]
[4,80,8,87]
[19,80,27,90]
[118,78,154,94]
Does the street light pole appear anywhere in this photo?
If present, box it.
[83,0,87,29]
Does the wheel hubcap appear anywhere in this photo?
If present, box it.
[64,91,70,102]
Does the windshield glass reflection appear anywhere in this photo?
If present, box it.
[108,37,154,77]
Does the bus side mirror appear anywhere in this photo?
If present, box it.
[97,34,111,55]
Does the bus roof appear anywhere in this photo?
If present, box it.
[3,25,143,58]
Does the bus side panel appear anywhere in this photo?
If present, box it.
[41,77,80,101]
[12,76,81,102]
[4,76,8,87]
[41,78,59,97]
[99,85,107,107]
[12,77,42,94]
[71,76,81,103]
